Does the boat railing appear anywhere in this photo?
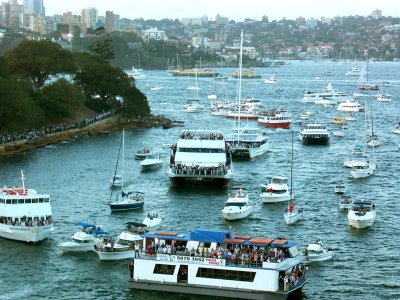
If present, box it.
[169,164,229,176]
[0,216,53,227]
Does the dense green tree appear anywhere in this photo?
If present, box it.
[0,77,44,131]
[34,78,86,121]
[4,40,75,89]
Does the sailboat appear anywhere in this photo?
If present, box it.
[224,30,269,159]
[366,101,379,147]
[357,61,379,91]
[109,131,145,211]
[183,69,205,113]
[284,130,302,225]
[350,100,377,179]
[111,134,123,187]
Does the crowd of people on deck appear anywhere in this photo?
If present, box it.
[0,110,116,145]
[0,215,53,227]
[179,131,224,140]
[169,163,229,176]
[280,264,308,291]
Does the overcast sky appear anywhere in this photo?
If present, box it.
[44,0,397,21]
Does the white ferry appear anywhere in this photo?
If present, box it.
[299,123,330,145]
[129,229,308,300]
[0,170,54,242]
[167,130,233,186]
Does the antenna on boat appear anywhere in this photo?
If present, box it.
[20,169,26,193]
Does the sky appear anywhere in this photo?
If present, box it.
[44,0,398,21]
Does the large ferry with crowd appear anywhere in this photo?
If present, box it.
[0,170,54,242]
[167,130,233,186]
[129,228,307,300]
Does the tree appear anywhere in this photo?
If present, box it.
[0,77,44,131]
[4,40,75,89]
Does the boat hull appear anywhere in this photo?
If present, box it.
[306,253,334,263]
[222,208,252,220]
[300,136,329,145]
[129,277,306,300]
[258,121,291,129]
[94,249,136,260]
[284,212,301,225]
[0,224,54,243]
[59,241,95,252]
[260,193,291,203]
[348,217,375,229]
[110,203,144,211]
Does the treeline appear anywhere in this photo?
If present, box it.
[0,37,150,132]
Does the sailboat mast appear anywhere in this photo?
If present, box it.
[290,129,294,199]
[122,130,125,190]
[237,30,243,139]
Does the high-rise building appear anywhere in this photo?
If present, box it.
[81,7,97,29]
[105,11,113,33]
[23,0,45,16]
[1,0,23,29]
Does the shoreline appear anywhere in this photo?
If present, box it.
[0,114,171,158]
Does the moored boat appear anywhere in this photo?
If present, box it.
[260,176,291,203]
[304,240,334,263]
[334,182,346,194]
[347,199,376,229]
[129,229,308,299]
[0,170,54,243]
[298,123,329,145]
[258,109,292,129]
[140,154,162,171]
[221,187,252,220]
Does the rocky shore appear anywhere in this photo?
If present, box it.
[0,114,171,157]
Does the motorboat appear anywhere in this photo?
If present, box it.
[221,187,252,220]
[94,228,144,260]
[343,144,365,168]
[140,154,162,171]
[258,108,292,129]
[284,202,302,225]
[304,240,334,263]
[260,176,291,203]
[337,100,363,113]
[0,170,54,242]
[150,86,163,91]
[376,94,391,102]
[350,158,376,179]
[265,75,277,84]
[135,147,152,160]
[339,196,353,210]
[111,174,123,187]
[347,199,376,229]
[346,113,356,121]
[224,126,269,159]
[142,212,162,229]
[298,123,330,145]
[131,228,308,299]
[167,130,233,186]
[345,66,363,77]
[58,222,108,252]
[334,182,346,194]
[302,83,351,103]
[393,123,400,134]
[332,117,345,126]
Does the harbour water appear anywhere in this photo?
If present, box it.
[1,61,400,299]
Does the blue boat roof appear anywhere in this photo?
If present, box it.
[142,229,296,248]
[92,229,108,235]
[75,222,95,228]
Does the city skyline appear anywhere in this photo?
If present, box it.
[43,0,398,21]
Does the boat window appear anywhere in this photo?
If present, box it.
[0,199,4,203]
[32,199,38,203]
[12,200,17,204]
[18,199,24,204]
[153,264,176,275]
[39,198,43,203]
[6,200,11,204]
[44,198,49,202]
[25,199,32,203]
[196,268,255,282]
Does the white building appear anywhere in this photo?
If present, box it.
[81,7,97,29]
[143,27,166,41]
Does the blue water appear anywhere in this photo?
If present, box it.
[1,61,400,300]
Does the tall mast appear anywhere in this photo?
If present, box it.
[237,29,243,139]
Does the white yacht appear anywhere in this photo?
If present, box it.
[221,187,252,220]
[337,100,363,113]
[260,176,291,203]
[140,154,162,171]
[344,145,366,168]
[94,227,144,260]
[167,130,233,186]
[348,199,376,229]
[304,240,334,263]
[58,222,108,252]
[129,229,308,299]
[298,123,330,145]
[350,158,376,179]
[376,94,391,102]
[0,170,54,242]
[224,126,269,159]
[345,66,363,77]
[302,83,351,103]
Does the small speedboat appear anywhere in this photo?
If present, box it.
[348,199,376,229]
[339,196,353,210]
[140,154,162,170]
[142,212,162,229]
[94,230,143,260]
[58,222,108,252]
[334,182,346,194]
[135,147,152,160]
[304,240,334,263]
